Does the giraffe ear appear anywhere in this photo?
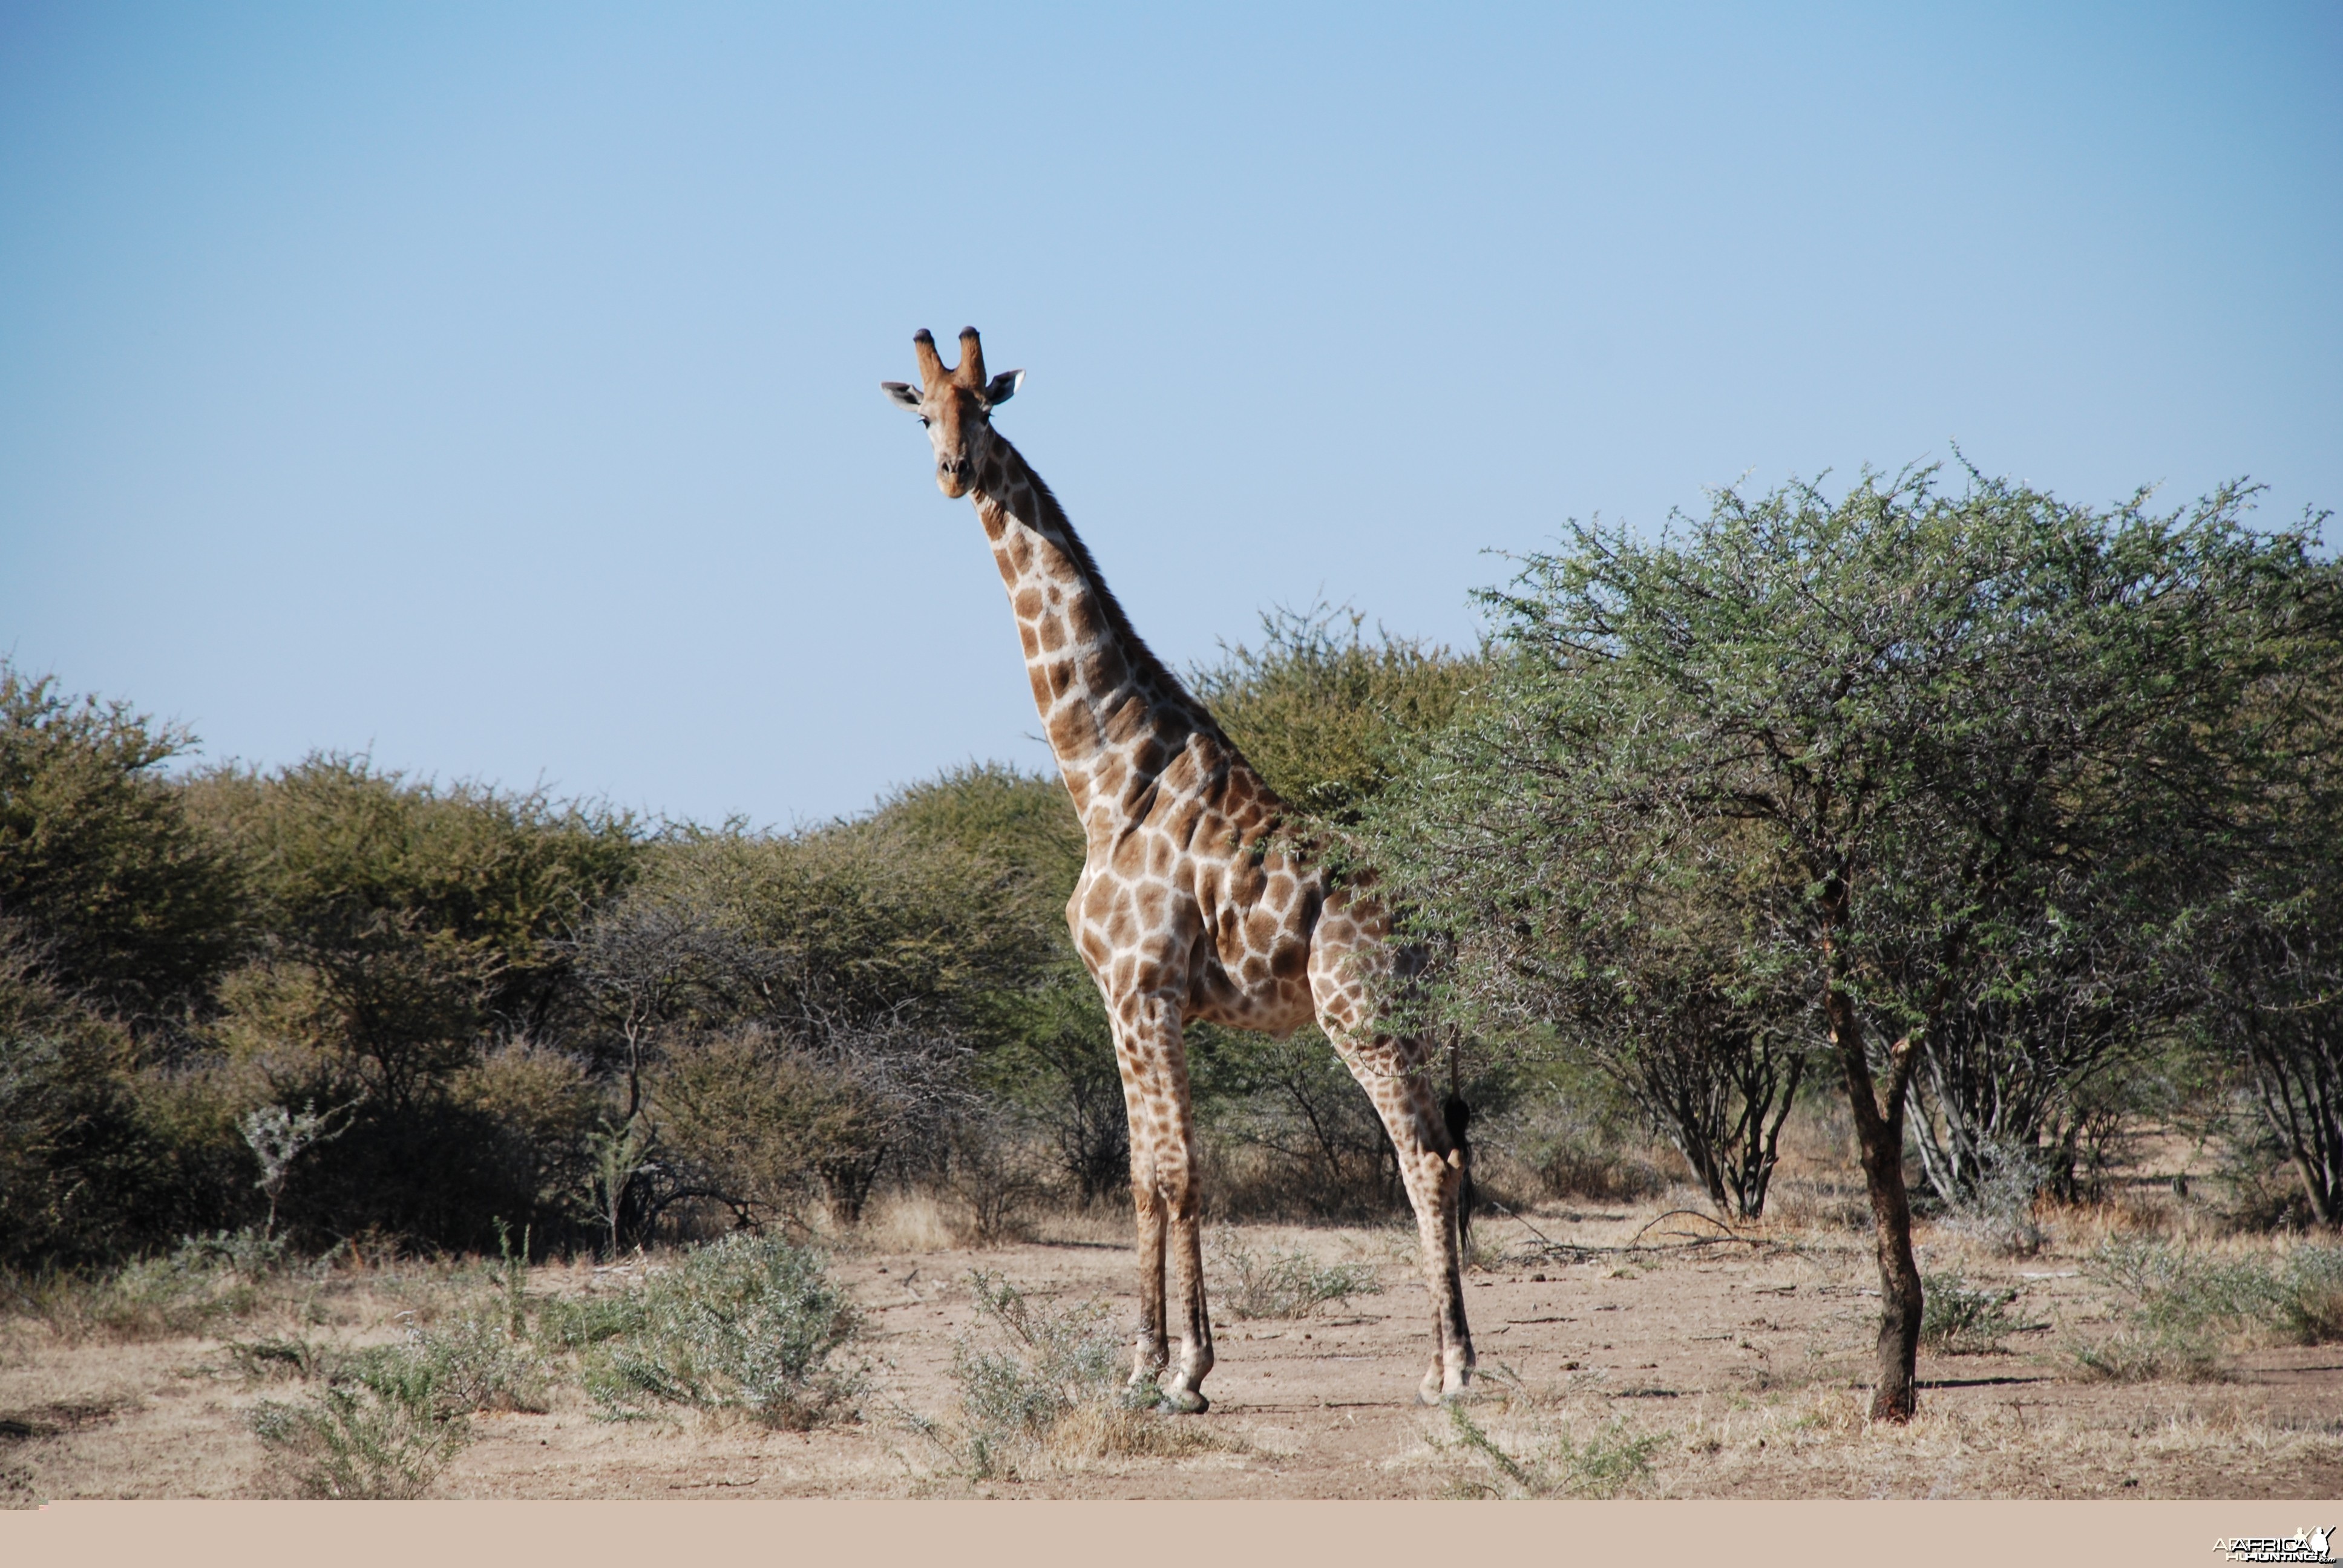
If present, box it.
[983,370,1024,407]
[880,381,923,410]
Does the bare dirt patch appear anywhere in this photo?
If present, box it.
[5,1193,2339,1501]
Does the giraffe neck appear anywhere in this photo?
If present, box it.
[970,436,1225,834]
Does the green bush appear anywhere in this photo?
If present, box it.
[0,664,247,1023]
[249,1371,470,1500]
[380,1313,549,1416]
[947,1270,1132,1477]
[2070,1240,2343,1381]
[582,1235,862,1428]
[1191,603,1485,825]
[2069,1324,2226,1383]
[2275,1246,2343,1342]
[245,1291,547,1497]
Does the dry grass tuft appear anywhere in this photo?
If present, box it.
[1045,1400,1237,1464]
[857,1194,958,1254]
[1429,1368,1668,1498]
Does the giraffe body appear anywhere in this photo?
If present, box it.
[884,329,1474,1410]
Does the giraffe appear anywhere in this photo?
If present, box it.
[883,328,1473,1412]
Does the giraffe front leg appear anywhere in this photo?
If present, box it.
[1129,1176,1169,1390]
[1114,990,1211,1413]
[1159,1142,1214,1413]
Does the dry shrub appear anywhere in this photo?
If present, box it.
[929,1270,1231,1479]
[2279,1250,2343,1343]
[654,1027,882,1227]
[1918,1269,2028,1353]
[1766,1177,1871,1234]
[1046,1397,1232,1465]
[938,1119,1046,1247]
[1480,1102,1671,1206]
[1434,1394,1665,1498]
[249,1376,468,1500]
[449,1038,602,1217]
[2068,1325,2226,1383]
[1939,1144,2046,1257]
[1207,1235,1382,1319]
[2067,1239,2343,1382]
[246,1259,549,1499]
[7,1229,304,1342]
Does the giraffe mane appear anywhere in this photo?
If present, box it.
[992,433,1231,743]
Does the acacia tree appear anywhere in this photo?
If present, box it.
[2190,569,2343,1225]
[2201,891,2342,1225]
[0,665,245,1030]
[1368,466,2315,1419]
[1193,602,1486,826]
[1881,492,2338,1211]
[1561,864,1812,1221]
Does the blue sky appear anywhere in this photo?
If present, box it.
[3,4,2336,826]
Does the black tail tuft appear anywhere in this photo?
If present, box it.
[1443,1095,1475,1254]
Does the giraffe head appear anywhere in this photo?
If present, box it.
[881,327,1025,498]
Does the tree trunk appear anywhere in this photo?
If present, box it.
[1826,985,1924,1422]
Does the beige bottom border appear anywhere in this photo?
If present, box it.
[7,1500,2337,1568]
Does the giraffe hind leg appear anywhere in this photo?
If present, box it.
[1322,1020,1475,1402]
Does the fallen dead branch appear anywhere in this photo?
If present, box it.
[1483,1200,1792,1267]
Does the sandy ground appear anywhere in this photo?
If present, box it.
[5,1194,2339,1502]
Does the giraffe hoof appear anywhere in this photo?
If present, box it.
[1161,1387,1209,1415]
[1418,1364,1473,1404]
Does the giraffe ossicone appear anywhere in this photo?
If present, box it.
[883,327,1475,1410]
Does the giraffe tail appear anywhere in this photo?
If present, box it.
[1443,1094,1473,1255]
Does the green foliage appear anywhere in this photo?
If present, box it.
[948,1270,1132,1476]
[172,755,640,1252]
[1918,1270,2025,1352]
[0,968,168,1267]
[629,810,1050,1044]
[1368,468,2322,1165]
[533,1289,644,1350]
[9,1236,257,1341]
[868,762,1087,906]
[247,1349,475,1499]
[1358,468,2342,1422]
[228,1335,347,1382]
[1207,1236,1381,1319]
[581,1234,862,1427]
[0,664,246,1024]
[651,1024,940,1227]
[372,1313,549,1416]
[189,754,639,1100]
[1191,1022,1402,1218]
[2071,1240,2343,1380]
[4,456,2330,1270]
[850,766,1130,1207]
[1191,603,1484,825]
